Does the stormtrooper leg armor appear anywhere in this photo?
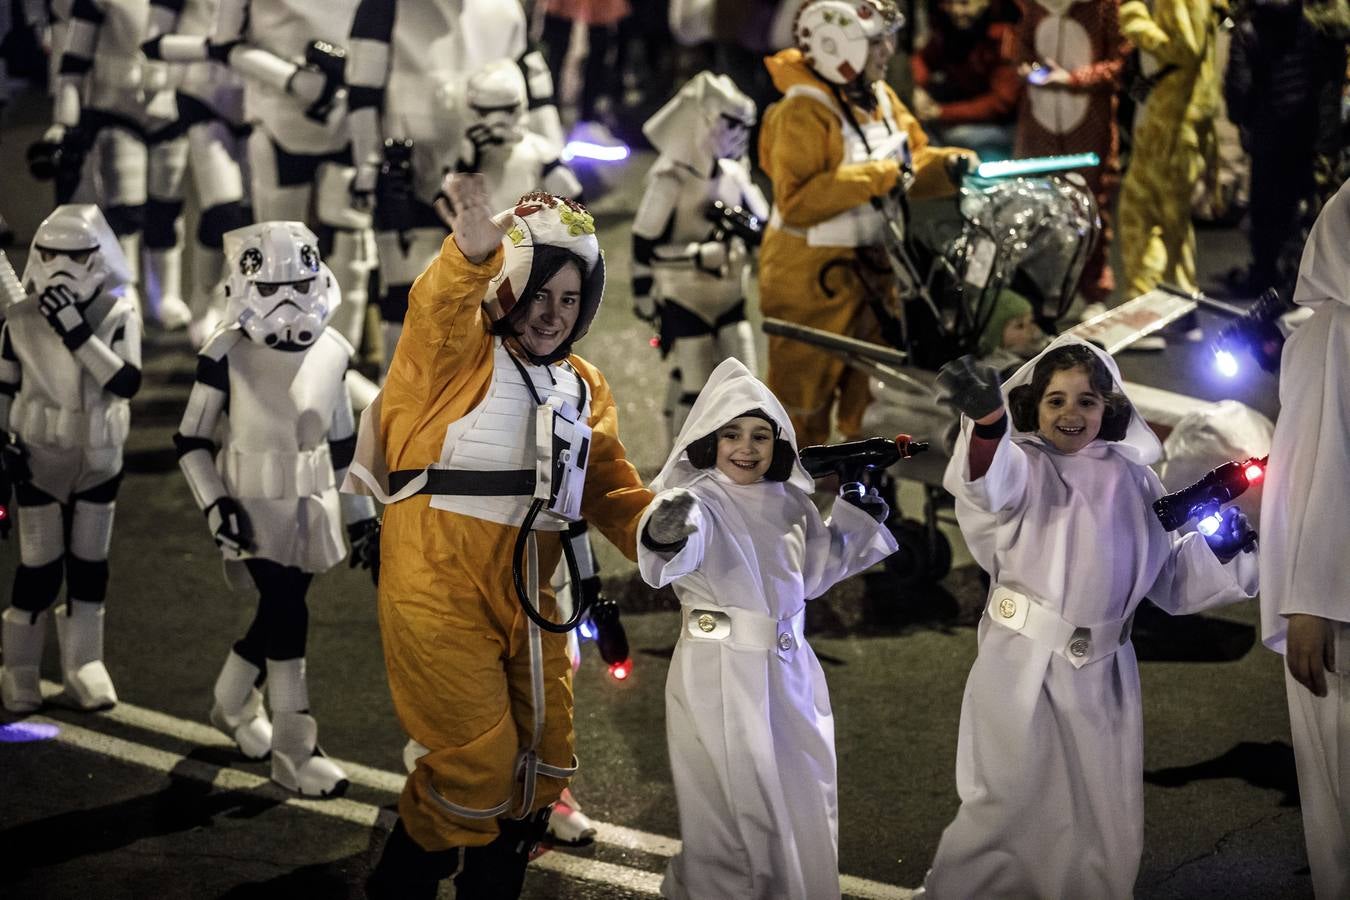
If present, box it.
[209,649,273,760]
[55,481,121,710]
[143,130,192,329]
[267,656,348,797]
[89,123,149,316]
[2,489,63,712]
[187,116,252,345]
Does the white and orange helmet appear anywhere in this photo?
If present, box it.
[794,0,903,85]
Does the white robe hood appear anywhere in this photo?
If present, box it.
[651,356,815,494]
[1259,178,1350,651]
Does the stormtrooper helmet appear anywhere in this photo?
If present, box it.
[22,204,132,304]
[221,222,338,349]
[466,59,528,146]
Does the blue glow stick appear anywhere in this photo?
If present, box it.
[561,140,631,162]
[974,153,1100,179]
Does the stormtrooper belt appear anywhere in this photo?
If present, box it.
[986,585,1134,670]
[386,468,535,496]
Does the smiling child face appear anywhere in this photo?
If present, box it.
[1036,365,1105,453]
[714,416,775,484]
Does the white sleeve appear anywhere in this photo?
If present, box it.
[804,498,898,599]
[941,419,1030,515]
[636,488,707,587]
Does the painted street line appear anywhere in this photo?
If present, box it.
[35,683,916,899]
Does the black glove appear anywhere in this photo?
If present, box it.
[935,355,1005,421]
[347,517,380,585]
[1203,506,1257,562]
[841,484,890,524]
[461,123,502,173]
[205,496,255,554]
[37,283,93,347]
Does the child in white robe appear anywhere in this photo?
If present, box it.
[638,357,897,900]
[923,335,1259,899]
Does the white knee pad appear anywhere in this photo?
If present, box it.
[18,503,65,568]
[69,499,116,562]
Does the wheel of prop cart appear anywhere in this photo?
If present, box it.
[885,519,932,588]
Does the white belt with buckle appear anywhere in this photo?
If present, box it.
[987,585,1134,670]
[681,605,806,658]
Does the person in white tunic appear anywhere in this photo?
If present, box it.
[174,221,378,797]
[923,335,1260,900]
[638,357,898,900]
[1258,176,1350,899]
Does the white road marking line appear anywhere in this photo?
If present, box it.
[30,715,663,896]
[35,684,915,898]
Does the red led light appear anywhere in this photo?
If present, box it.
[0,507,7,521]
[649,337,660,348]
[1244,464,1264,483]
[609,660,631,681]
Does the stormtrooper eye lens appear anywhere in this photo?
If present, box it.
[292,279,313,294]
[256,283,280,297]
[38,248,57,262]
[67,249,93,265]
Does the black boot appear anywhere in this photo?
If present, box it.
[366,818,460,900]
[453,809,552,900]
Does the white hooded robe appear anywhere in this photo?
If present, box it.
[637,358,897,900]
[924,335,1259,899]
[1259,178,1350,899]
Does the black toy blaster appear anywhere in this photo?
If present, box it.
[1152,456,1266,545]
[26,126,88,197]
[704,200,764,248]
[576,577,631,681]
[1212,288,1294,376]
[374,137,416,238]
[799,434,928,501]
[302,39,346,124]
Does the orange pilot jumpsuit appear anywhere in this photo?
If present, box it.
[758,47,967,446]
[373,235,651,852]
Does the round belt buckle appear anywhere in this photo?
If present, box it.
[697,614,716,634]
[778,632,794,651]
[1069,637,1090,658]
[998,597,1017,619]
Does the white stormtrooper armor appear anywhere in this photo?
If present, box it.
[144,0,251,343]
[632,72,769,443]
[0,205,142,714]
[175,221,376,796]
[155,0,376,351]
[48,0,191,327]
[461,59,583,215]
[344,0,561,375]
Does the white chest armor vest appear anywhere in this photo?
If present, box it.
[650,157,759,313]
[6,296,135,449]
[243,0,360,155]
[217,329,351,499]
[383,0,527,203]
[427,340,589,531]
[775,83,908,248]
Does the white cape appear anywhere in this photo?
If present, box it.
[926,335,1258,899]
[639,358,896,900]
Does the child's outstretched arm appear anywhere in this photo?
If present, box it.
[936,356,1030,514]
[636,489,707,588]
[804,495,900,599]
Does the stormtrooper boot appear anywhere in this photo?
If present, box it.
[55,600,117,710]
[209,650,272,759]
[266,657,348,796]
[1,607,48,713]
[145,246,192,329]
[546,787,598,846]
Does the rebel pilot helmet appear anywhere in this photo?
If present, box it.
[794,0,904,85]
[221,222,339,349]
[22,204,133,305]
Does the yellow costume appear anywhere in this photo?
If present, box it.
[1118,0,1221,296]
[373,235,651,852]
[758,47,966,446]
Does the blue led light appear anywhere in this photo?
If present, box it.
[1197,511,1223,536]
[561,141,630,163]
[0,721,60,743]
[1214,348,1239,378]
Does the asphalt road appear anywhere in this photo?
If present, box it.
[0,81,1312,900]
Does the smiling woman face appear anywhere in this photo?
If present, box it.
[1037,365,1104,454]
[515,261,581,357]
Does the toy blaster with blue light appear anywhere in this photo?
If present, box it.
[575,578,632,682]
[1152,456,1266,552]
[1211,288,1293,377]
